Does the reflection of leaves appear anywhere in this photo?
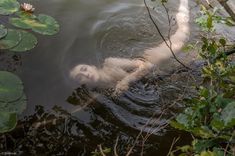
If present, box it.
[0,0,20,15]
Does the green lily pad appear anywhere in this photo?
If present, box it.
[0,29,21,49]
[0,0,20,15]
[0,71,26,134]
[0,94,27,114]
[11,31,37,52]
[9,17,33,29]
[0,71,23,102]
[32,14,59,35]
[10,14,59,35]
[0,111,17,133]
[0,25,7,39]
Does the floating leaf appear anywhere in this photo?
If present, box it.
[0,111,17,133]
[32,14,59,35]
[0,94,27,113]
[10,14,59,35]
[0,0,20,15]
[10,18,38,29]
[0,71,23,102]
[11,31,37,52]
[0,71,26,133]
[0,25,7,39]
[0,29,21,49]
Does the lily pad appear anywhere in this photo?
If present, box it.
[0,29,21,49]
[0,111,17,133]
[32,14,59,35]
[10,14,60,35]
[0,25,7,39]
[0,71,23,102]
[0,0,20,15]
[11,31,37,52]
[9,17,33,29]
[0,94,27,114]
[0,71,26,133]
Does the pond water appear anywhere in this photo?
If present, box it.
[0,0,203,155]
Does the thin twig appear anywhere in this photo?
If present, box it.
[143,0,190,69]
[167,137,180,156]
[114,136,119,156]
[98,144,106,156]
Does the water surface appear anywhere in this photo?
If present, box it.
[0,0,202,155]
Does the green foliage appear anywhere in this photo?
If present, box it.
[10,14,59,35]
[195,5,235,31]
[0,0,60,133]
[171,6,235,156]
[0,25,7,39]
[11,30,37,52]
[0,71,26,133]
[0,0,59,52]
[0,0,19,15]
[0,112,17,133]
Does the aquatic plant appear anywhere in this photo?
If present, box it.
[0,0,59,133]
[0,71,26,133]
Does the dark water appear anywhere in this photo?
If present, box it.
[0,0,202,155]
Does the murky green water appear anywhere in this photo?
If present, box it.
[0,0,202,155]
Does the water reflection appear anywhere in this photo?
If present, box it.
[1,0,202,155]
[0,70,196,155]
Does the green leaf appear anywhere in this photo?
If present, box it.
[9,17,33,29]
[10,14,60,35]
[0,0,20,15]
[0,25,7,39]
[200,151,216,156]
[0,29,21,49]
[179,145,192,152]
[1,94,27,114]
[194,140,216,153]
[0,72,26,133]
[11,30,37,52]
[207,13,213,30]
[219,38,226,47]
[210,119,224,131]
[32,14,59,35]
[176,114,190,128]
[0,71,23,102]
[170,121,186,130]
[221,102,235,128]
[0,111,17,133]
